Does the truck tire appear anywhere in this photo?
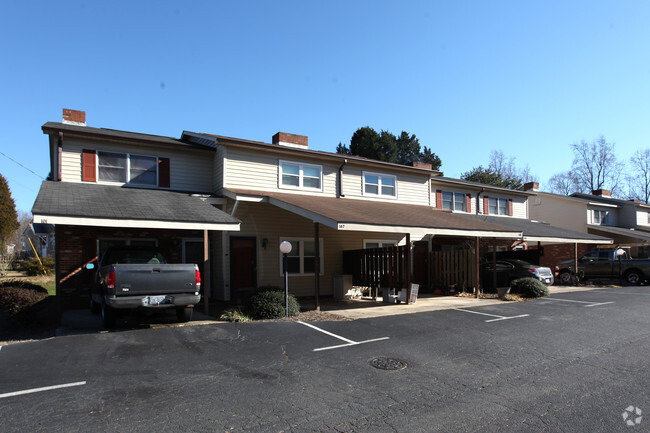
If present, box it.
[558,270,573,285]
[101,300,117,328]
[624,269,644,285]
[89,293,100,314]
[177,306,193,323]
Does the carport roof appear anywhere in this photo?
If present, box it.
[467,215,612,244]
[586,225,650,243]
[225,189,522,238]
[32,181,240,231]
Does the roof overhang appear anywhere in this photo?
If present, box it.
[32,181,240,232]
[225,189,523,238]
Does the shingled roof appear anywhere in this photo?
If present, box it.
[32,181,240,230]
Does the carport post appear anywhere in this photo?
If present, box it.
[203,229,210,315]
[574,243,578,282]
[405,233,411,303]
[492,238,497,291]
[475,237,481,298]
[314,222,320,311]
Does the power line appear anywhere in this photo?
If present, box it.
[0,151,45,180]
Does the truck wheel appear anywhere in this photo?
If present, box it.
[558,270,573,285]
[624,270,644,285]
[176,307,193,323]
[101,301,117,328]
[89,294,100,314]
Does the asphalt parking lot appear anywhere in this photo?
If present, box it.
[1,286,648,432]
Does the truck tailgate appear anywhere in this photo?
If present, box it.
[113,264,198,295]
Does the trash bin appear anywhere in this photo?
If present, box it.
[333,275,352,300]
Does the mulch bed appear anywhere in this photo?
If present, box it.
[0,280,57,343]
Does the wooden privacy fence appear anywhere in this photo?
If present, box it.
[342,246,409,297]
[430,249,476,291]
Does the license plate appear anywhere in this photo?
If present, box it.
[143,295,168,306]
[544,278,551,284]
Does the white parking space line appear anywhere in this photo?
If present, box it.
[547,298,615,308]
[454,308,529,323]
[0,381,86,399]
[297,321,389,352]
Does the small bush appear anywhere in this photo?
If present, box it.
[220,308,252,323]
[510,278,549,298]
[20,256,55,276]
[246,289,300,320]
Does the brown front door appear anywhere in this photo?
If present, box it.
[230,237,257,301]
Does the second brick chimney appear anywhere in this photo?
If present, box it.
[592,189,611,197]
[523,182,539,192]
[272,132,308,149]
[62,108,86,126]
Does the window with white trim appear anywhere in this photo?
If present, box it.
[442,191,466,212]
[363,172,396,198]
[363,240,398,249]
[279,238,324,275]
[592,209,610,225]
[97,151,157,185]
[279,161,322,191]
[488,197,508,215]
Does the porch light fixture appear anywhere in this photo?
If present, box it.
[261,238,268,250]
[280,241,293,317]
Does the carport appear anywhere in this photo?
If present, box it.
[225,189,523,304]
[31,181,240,314]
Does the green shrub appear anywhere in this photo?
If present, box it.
[246,288,300,320]
[510,278,549,298]
[219,308,252,322]
[20,256,55,276]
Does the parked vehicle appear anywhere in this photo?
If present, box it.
[481,259,554,291]
[89,247,201,327]
[555,247,650,285]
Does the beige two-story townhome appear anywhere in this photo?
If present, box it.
[529,187,650,259]
[33,110,531,311]
[33,109,611,313]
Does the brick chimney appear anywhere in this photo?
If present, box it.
[411,161,433,170]
[272,132,308,149]
[592,189,611,197]
[523,182,539,192]
[62,109,86,126]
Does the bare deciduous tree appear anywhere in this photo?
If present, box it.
[627,148,650,203]
[569,136,624,196]
[547,172,578,195]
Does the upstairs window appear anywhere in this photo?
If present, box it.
[363,172,396,198]
[489,197,508,215]
[279,161,322,191]
[97,151,157,186]
[592,209,610,225]
[442,191,467,212]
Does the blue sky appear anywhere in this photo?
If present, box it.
[2,1,650,212]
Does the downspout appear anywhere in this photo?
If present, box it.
[231,200,240,216]
[476,187,485,215]
[338,159,348,198]
[57,132,63,181]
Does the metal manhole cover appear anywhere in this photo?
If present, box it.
[369,357,407,370]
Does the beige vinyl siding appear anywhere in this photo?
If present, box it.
[224,147,338,196]
[342,165,430,205]
[213,145,225,194]
[528,195,588,232]
[60,137,213,192]
[224,201,412,298]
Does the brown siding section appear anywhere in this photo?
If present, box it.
[436,190,442,209]
[158,157,170,188]
[466,194,471,213]
[81,149,96,182]
[508,199,514,216]
[483,196,489,214]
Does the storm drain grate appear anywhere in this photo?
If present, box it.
[369,357,407,370]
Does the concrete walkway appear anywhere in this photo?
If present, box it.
[318,285,615,320]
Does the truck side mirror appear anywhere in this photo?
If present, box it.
[85,263,95,270]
